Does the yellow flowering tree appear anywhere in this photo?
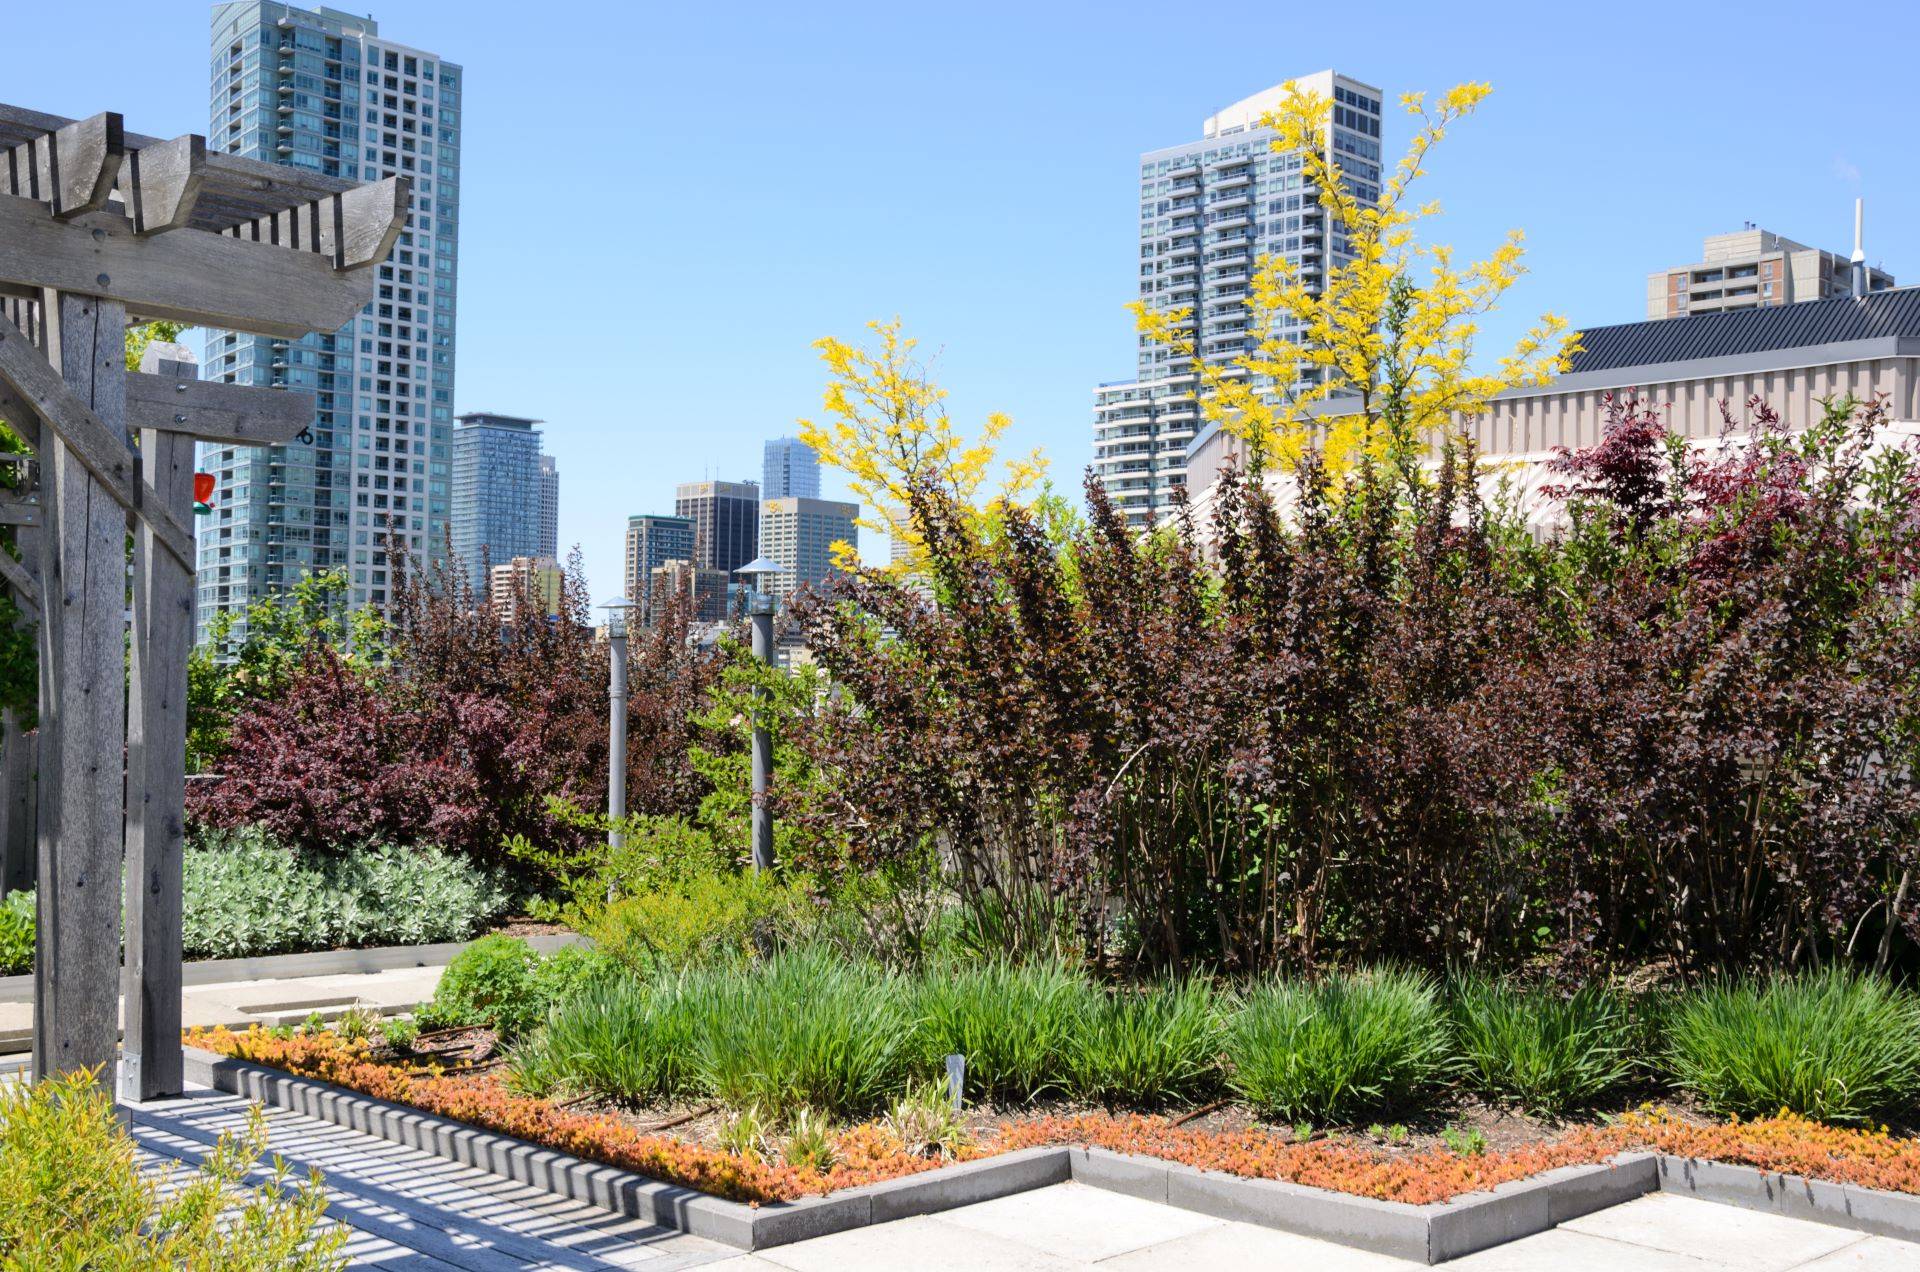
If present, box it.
[1133,81,1576,481]
[799,318,1046,568]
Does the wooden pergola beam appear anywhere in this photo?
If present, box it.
[127,372,314,447]
[223,175,412,272]
[1,112,123,219]
[0,310,194,570]
[0,195,383,339]
[121,134,206,236]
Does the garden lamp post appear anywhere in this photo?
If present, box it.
[600,598,639,883]
[734,557,785,873]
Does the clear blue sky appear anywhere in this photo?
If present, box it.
[13,1,1920,598]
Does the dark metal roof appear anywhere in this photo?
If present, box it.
[1569,286,1920,374]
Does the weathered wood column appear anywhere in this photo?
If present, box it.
[121,345,196,1100]
[0,711,32,895]
[31,290,130,1082]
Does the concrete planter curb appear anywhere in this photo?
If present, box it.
[178,1049,1920,1261]
[1656,1154,1920,1247]
[1,932,583,1003]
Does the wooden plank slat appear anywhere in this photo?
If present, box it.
[0,548,37,609]
[0,307,195,571]
[32,290,127,1083]
[122,347,194,1101]
[0,710,33,895]
[0,194,380,339]
[224,175,412,272]
[120,134,206,236]
[0,112,123,218]
[126,369,315,446]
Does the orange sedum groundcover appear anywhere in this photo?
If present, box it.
[188,1026,1920,1207]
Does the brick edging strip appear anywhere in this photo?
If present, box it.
[179,1049,1920,1260]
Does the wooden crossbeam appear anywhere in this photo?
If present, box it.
[0,544,36,613]
[127,371,314,447]
[0,494,39,527]
[120,134,206,236]
[0,310,193,570]
[221,175,412,272]
[1,113,123,219]
[0,194,382,339]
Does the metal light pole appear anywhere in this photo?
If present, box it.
[734,558,785,873]
[600,599,638,893]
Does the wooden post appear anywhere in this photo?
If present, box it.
[122,346,193,1100]
[32,289,128,1083]
[0,709,33,895]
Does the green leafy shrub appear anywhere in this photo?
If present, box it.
[0,1067,345,1269]
[1667,970,1920,1123]
[1067,978,1222,1106]
[182,826,509,959]
[693,946,917,1117]
[417,935,548,1040]
[913,958,1090,1100]
[1450,977,1634,1115]
[1224,969,1451,1123]
[0,889,31,975]
[508,972,706,1103]
[587,869,808,973]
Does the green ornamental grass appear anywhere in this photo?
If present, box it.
[1449,976,1634,1116]
[1666,969,1920,1124]
[508,972,706,1103]
[1224,968,1451,1124]
[1066,977,1222,1106]
[914,958,1091,1101]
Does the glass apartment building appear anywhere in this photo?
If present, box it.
[1092,71,1381,528]
[538,454,560,559]
[198,3,460,645]
[762,437,821,500]
[624,513,696,624]
[450,412,548,598]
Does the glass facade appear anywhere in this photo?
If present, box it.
[761,437,821,500]
[1091,71,1382,528]
[673,480,760,577]
[199,2,461,645]
[449,412,546,597]
[624,513,696,624]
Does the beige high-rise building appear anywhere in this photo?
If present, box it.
[488,556,563,623]
[1646,225,1893,320]
[760,496,858,612]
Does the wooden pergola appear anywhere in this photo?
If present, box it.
[0,102,408,1099]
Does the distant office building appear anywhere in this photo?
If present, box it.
[1647,224,1894,320]
[760,496,858,611]
[489,555,562,622]
[624,513,696,623]
[650,558,731,624]
[197,3,461,646]
[674,479,760,576]
[537,453,559,558]
[450,412,547,598]
[762,437,821,500]
[1091,71,1383,528]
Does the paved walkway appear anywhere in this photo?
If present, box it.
[126,1087,735,1270]
[703,1181,1920,1271]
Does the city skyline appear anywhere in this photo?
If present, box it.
[11,0,1920,606]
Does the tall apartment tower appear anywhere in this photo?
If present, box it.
[449,412,546,598]
[760,497,858,612]
[199,3,460,646]
[624,513,696,623]
[1091,71,1382,528]
[674,480,760,576]
[537,453,559,559]
[762,437,821,500]
[1646,223,1895,320]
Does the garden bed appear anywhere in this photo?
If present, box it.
[187,1025,1920,1207]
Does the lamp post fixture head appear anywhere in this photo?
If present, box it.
[734,557,785,617]
[598,596,639,639]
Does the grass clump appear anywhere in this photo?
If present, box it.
[508,973,705,1103]
[1450,976,1634,1116]
[1224,968,1451,1124]
[1066,977,1221,1106]
[692,946,917,1118]
[914,958,1090,1101]
[1666,969,1920,1124]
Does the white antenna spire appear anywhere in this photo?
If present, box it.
[1851,197,1870,297]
